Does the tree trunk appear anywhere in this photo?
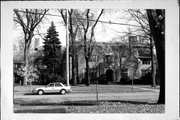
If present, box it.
[70,32,77,85]
[147,10,165,104]
[155,33,165,104]
[23,33,34,86]
[85,58,90,86]
[69,11,77,85]
[119,53,122,81]
[71,53,77,85]
[75,54,79,84]
[150,37,156,87]
[23,43,29,86]
[53,65,54,75]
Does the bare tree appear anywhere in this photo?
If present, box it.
[59,9,104,86]
[74,9,104,86]
[14,9,48,85]
[147,9,165,104]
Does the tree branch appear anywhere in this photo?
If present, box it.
[58,9,67,25]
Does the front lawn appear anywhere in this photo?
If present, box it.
[14,100,164,113]
[67,101,164,113]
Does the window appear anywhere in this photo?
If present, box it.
[142,59,150,65]
[141,70,146,76]
[129,36,137,46]
[55,83,62,87]
[104,55,113,63]
[141,70,150,76]
[48,83,54,87]
[121,57,126,64]
[90,68,97,79]
[121,69,128,77]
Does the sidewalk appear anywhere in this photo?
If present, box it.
[125,85,159,92]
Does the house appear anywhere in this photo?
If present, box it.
[13,52,24,84]
[74,36,156,84]
[13,46,46,84]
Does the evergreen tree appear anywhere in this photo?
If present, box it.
[43,22,62,82]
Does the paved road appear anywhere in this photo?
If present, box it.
[14,85,160,112]
[14,88,159,105]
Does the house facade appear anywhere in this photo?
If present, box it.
[74,36,155,84]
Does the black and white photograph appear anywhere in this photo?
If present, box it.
[1,1,179,120]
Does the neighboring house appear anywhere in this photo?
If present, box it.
[13,52,24,84]
[13,46,44,84]
[14,45,67,84]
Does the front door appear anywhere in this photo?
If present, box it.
[106,69,114,82]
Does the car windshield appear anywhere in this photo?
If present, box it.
[47,83,54,87]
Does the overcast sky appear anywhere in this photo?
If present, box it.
[13,9,144,48]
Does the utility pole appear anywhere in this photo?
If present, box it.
[66,9,69,86]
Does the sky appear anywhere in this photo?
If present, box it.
[13,9,144,48]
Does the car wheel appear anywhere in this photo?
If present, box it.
[38,90,44,95]
[60,89,66,95]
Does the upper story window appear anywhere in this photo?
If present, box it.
[121,69,128,77]
[121,57,126,64]
[104,53,114,63]
[142,59,151,65]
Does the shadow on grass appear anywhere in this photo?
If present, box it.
[17,100,161,107]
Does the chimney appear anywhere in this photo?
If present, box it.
[129,36,137,47]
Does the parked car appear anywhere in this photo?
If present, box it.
[32,82,72,95]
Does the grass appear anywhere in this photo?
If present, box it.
[14,100,164,113]
[68,101,165,113]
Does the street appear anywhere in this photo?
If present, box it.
[14,85,160,112]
